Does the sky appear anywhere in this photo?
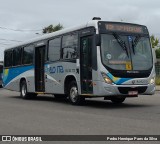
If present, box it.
[0,0,160,61]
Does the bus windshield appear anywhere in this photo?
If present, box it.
[101,34,153,71]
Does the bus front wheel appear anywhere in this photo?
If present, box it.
[110,97,126,104]
[68,81,85,105]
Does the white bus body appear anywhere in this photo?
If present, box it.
[3,19,155,105]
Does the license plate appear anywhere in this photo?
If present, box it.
[128,91,138,95]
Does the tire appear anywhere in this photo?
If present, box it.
[20,80,30,99]
[68,81,85,105]
[20,81,37,99]
[111,97,126,104]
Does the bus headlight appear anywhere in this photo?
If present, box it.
[150,77,155,84]
[101,72,113,84]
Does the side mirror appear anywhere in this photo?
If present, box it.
[96,34,101,46]
[152,48,157,64]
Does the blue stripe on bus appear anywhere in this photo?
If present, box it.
[3,65,34,86]
[107,73,132,85]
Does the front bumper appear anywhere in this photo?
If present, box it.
[93,81,155,96]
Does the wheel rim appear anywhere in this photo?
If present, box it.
[70,86,78,103]
[21,84,26,97]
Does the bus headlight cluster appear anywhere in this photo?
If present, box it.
[150,77,155,84]
[101,72,113,84]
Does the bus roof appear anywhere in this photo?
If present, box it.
[4,20,147,51]
[4,20,99,51]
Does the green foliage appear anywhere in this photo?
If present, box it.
[155,49,160,59]
[43,23,63,34]
[155,77,160,85]
[150,35,159,48]
[151,35,160,59]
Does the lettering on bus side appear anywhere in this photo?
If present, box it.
[45,65,64,74]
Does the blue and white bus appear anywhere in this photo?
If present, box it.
[3,18,155,105]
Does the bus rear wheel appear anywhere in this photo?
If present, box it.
[110,97,126,104]
[20,81,37,99]
[20,80,30,99]
[68,81,84,105]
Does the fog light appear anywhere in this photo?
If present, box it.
[150,77,155,84]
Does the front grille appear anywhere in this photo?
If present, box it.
[118,86,147,94]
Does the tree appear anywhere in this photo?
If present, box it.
[155,49,160,59]
[43,23,63,34]
[151,35,160,59]
[150,35,159,48]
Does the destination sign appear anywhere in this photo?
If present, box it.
[98,22,148,34]
[105,24,143,33]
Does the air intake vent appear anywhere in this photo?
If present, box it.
[118,86,147,94]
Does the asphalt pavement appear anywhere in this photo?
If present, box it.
[0,88,160,143]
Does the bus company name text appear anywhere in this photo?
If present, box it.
[46,65,64,74]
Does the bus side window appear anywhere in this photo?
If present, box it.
[4,50,13,67]
[13,48,22,66]
[22,45,34,65]
[62,33,78,59]
[48,37,61,62]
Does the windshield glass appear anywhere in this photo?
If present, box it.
[101,34,152,71]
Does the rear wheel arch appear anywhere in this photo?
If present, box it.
[19,78,37,99]
[19,77,27,91]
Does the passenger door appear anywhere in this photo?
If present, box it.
[80,36,93,94]
[35,45,45,92]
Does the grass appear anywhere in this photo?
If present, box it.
[155,77,160,85]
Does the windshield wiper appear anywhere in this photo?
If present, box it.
[113,33,129,58]
[132,35,141,54]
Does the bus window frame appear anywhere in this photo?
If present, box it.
[61,32,79,61]
[4,49,13,68]
[48,36,62,62]
[12,47,22,67]
[22,44,34,66]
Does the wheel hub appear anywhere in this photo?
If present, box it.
[70,87,78,102]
